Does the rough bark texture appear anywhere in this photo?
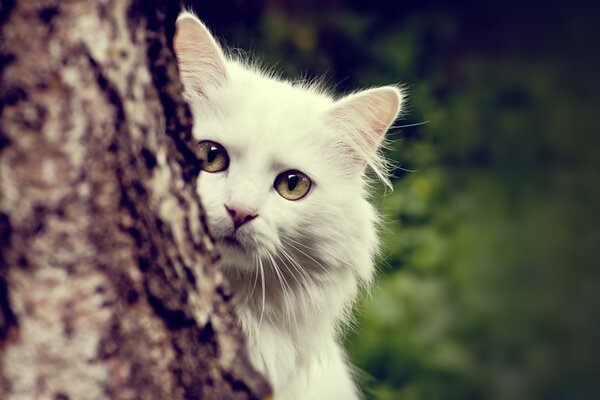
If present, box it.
[0,1,271,399]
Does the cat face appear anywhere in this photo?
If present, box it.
[191,81,356,269]
[174,13,402,280]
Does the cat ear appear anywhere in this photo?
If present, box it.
[174,12,227,94]
[330,86,402,149]
[327,86,403,176]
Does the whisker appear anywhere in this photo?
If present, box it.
[278,247,319,313]
[281,236,335,281]
[248,252,260,305]
[278,247,311,289]
[389,120,429,130]
[258,255,266,329]
[266,249,298,332]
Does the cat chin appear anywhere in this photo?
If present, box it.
[214,236,258,266]
[215,242,248,265]
[214,235,280,274]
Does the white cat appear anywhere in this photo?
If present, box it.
[174,12,403,400]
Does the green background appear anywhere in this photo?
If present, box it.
[188,1,600,398]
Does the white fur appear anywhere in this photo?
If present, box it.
[174,12,403,400]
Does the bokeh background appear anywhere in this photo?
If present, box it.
[185,1,600,398]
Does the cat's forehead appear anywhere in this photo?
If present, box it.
[195,67,335,170]
[221,65,332,137]
[197,109,326,176]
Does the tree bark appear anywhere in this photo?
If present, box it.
[0,1,270,399]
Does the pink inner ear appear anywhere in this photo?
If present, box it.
[330,87,402,150]
[368,88,402,136]
[174,15,227,93]
[174,18,204,47]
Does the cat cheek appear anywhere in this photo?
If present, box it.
[196,176,227,223]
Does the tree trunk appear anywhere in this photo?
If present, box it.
[0,1,270,399]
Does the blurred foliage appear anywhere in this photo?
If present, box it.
[190,1,600,398]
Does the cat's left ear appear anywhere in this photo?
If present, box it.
[329,86,403,152]
[174,12,227,94]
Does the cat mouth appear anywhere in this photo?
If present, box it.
[219,234,244,249]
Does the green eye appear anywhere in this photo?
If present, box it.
[274,170,312,201]
[198,141,229,173]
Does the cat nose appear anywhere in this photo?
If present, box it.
[224,204,258,229]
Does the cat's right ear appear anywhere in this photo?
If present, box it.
[174,12,227,94]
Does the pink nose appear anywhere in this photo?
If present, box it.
[225,204,258,229]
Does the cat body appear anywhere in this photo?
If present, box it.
[174,12,403,400]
